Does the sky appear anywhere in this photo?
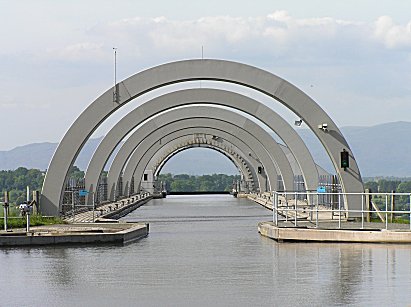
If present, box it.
[0,0,411,151]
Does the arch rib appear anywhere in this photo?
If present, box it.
[42,60,361,216]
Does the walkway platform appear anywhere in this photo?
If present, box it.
[259,221,411,244]
[0,222,149,247]
[64,194,153,223]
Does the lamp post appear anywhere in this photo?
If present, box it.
[3,191,9,231]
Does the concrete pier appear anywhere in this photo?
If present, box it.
[0,223,148,246]
[259,221,411,244]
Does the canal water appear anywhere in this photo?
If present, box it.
[1,195,411,306]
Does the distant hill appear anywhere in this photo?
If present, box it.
[296,121,411,177]
[1,121,410,177]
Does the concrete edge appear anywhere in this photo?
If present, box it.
[258,222,411,244]
[100,196,153,220]
[0,223,149,247]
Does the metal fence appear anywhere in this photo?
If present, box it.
[272,191,411,230]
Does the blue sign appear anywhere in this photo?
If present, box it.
[317,186,326,193]
[79,190,89,196]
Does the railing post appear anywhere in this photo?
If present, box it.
[309,191,313,222]
[274,192,278,226]
[385,194,388,230]
[390,190,395,223]
[338,192,341,229]
[92,192,95,223]
[316,193,319,228]
[294,191,297,227]
[72,191,75,223]
[365,189,371,222]
[361,193,364,229]
[285,195,288,223]
[409,194,411,231]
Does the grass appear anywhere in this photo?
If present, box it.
[0,214,65,229]
[370,217,410,224]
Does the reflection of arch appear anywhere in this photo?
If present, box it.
[41,59,362,216]
[121,123,274,196]
[84,90,312,207]
[106,105,295,201]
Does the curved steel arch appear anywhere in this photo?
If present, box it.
[117,138,256,198]
[84,89,316,209]
[105,105,294,201]
[145,140,256,194]
[117,120,274,195]
[42,59,362,215]
[151,141,253,180]
[122,125,272,195]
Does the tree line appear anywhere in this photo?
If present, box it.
[158,173,240,192]
[0,166,84,204]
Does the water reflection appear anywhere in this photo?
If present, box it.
[1,195,411,306]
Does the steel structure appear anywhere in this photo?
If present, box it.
[41,59,363,216]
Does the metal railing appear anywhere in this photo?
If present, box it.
[61,192,151,223]
[272,191,411,230]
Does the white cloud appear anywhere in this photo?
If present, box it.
[40,11,410,65]
[374,16,411,48]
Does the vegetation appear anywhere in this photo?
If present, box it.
[364,177,411,212]
[158,173,241,192]
[0,214,64,229]
[0,166,83,205]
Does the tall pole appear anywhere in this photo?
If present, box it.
[3,191,9,231]
[113,47,118,104]
[26,186,30,203]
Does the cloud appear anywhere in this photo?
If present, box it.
[39,11,410,68]
[374,16,411,48]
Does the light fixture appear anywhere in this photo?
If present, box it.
[318,123,328,132]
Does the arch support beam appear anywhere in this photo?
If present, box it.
[104,105,294,202]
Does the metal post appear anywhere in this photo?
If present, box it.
[26,211,30,233]
[273,192,278,226]
[361,193,364,229]
[3,191,9,231]
[385,194,388,230]
[72,191,75,223]
[294,192,297,227]
[3,204,8,232]
[390,190,395,223]
[409,194,411,231]
[316,193,319,228]
[285,194,288,223]
[309,191,313,222]
[365,189,371,222]
[92,192,95,223]
[338,192,341,229]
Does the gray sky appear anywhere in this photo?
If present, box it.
[1,0,410,150]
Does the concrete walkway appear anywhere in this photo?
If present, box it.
[64,193,152,223]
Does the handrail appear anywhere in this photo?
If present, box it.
[272,191,411,230]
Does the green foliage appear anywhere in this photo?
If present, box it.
[0,214,64,229]
[158,173,240,192]
[365,177,411,211]
[0,166,83,204]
